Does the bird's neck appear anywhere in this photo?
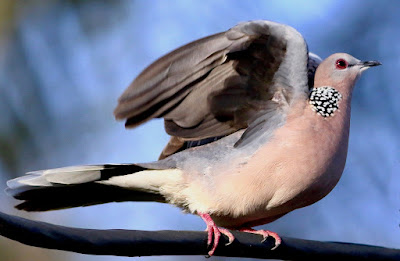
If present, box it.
[306,85,353,172]
[308,85,353,131]
[308,86,343,118]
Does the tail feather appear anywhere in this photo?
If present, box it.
[26,165,106,185]
[6,164,167,211]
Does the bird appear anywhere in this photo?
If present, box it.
[5,20,381,256]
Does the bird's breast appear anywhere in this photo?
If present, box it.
[207,100,351,226]
[260,100,351,211]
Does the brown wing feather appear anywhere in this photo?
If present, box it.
[114,32,249,126]
[114,20,310,158]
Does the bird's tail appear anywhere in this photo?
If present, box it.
[5,164,179,211]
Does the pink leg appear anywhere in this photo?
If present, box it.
[238,228,281,250]
[199,213,235,256]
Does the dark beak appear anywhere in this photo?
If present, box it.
[359,60,382,67]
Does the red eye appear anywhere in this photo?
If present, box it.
[335,59,348,69]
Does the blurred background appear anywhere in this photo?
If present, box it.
[0,0,399,260]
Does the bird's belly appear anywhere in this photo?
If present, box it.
[211,154,345,228]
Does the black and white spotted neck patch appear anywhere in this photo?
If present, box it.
[309,87,342,117]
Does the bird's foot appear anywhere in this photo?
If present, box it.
[199,213,235,256]
[238,228,281,250]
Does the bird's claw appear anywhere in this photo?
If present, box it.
[200,213,281,255]
[239,228,281,250]
[200,213,235,256]
[219,228,235,246]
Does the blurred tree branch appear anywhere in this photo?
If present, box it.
[0,211,399,260]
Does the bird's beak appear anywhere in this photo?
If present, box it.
[359,60,382,68]
[356,60,381,72]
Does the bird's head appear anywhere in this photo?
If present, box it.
[314,53,381,96]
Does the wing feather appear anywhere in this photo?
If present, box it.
[114,20,311,157]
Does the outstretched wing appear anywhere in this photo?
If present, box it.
[114,20,310,157]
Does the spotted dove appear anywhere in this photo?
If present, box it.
[6,20,381,256]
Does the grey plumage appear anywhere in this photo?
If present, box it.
[307,52,322,89]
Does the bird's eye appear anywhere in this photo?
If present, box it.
[335,59,348,70]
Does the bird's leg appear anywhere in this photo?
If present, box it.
[238,228,281,250]
[199,213,235,256]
